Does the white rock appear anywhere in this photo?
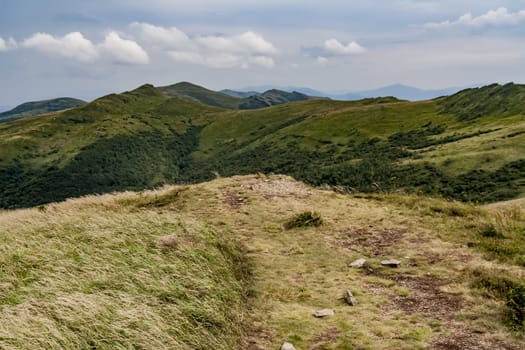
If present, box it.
[349,258,366,268]
[381,259,401,267]
[344,290,358,306]
[281,342,296,350]
[313,308,335,317]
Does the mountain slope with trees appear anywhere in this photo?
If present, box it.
[0,82,524,208]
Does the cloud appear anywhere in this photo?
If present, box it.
[0,37,17,52]
[22,31,149,64]
[317,56,328,65]
[22,32,98,62]
[167,51,275,69]
[130,22,190,49]
[324,38,366,55]
[134,23,277,69]
[98,32,150,64]
[196,31,277,56]
[425,7,525,29]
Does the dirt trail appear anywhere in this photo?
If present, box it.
[184,175,524,349]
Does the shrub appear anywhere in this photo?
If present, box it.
[284,211,323,230]
[506,286,525,330]
[479,224,505,238]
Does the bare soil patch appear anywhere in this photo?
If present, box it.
[245,177,311,200]
[330,227,406,256]
[310,327,340,350]
[388,275,463,319]
[429,327,522,350]
[223,191,247,209]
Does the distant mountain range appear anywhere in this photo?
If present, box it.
[0,83,475,124]
[226,83,475,101]
[0,97,86,123]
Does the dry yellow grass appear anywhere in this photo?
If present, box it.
[0,174,524,349]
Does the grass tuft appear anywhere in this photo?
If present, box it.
[283,211,323,230]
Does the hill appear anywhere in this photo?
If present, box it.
[0,175,524,349]
[220,89,260,98]
[238,89,318,109]
[0,82,524,209]
[158,81,242,109]
[158,82,321,109]
[338,84,464,101]
[0,97,86,123]
[230,84,467,101]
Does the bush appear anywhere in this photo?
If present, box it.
[506,286,525,330]
[284,211,323,230]
[479,224,505,238]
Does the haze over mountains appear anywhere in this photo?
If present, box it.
[224,83,471,101]
[0,82,473,124]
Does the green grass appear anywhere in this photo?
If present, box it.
[1,175,525,348]
[1,82,525,208]
[0,97,86,123]
[0,191,251,349]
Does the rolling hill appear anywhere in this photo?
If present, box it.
[0,82,524,209]
[157,81,319,109]
[0,97,86,123]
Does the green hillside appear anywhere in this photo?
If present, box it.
[0,97,86,123]
[157,82,319,110]
[158,82,242,109]
[0,82,524,208]
[1,175,524,349]
[238,89,317,109]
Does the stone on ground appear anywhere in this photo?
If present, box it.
[344,290,358,306]
[381,259,401,267]
[313,308,335,318]
[281,342,296,350]
[349,258,366,268]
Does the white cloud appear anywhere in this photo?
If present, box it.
[22,32,98,62]
[248,55,275,69]
[324,39,366,55]
[167,51,205,65]
[130,22,190,49]
[317,56,328,65]
[0,37,17,52]
[98,32,150,64]
[135,23,278,69]
[197,31,277,55]
[425,7,525,29]
[21,31,149,65]
[168,51,275,69]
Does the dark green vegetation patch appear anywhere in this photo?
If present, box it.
[284,211,323,230]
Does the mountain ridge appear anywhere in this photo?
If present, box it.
[230,83,477,101]
[0,81,524,209]
[0,97,86,123]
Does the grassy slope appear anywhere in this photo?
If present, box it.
[157,82,243,109]
[1,175,524,349]
[1,83,525,208]
[0,98,86,123]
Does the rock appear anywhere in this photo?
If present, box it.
[344,290,358,306]
[349,258,366,268]
[381,259,401,267]
[313,308,335,318]
[281,342,296,350]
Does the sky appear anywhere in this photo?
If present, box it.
[1,0,525,108]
